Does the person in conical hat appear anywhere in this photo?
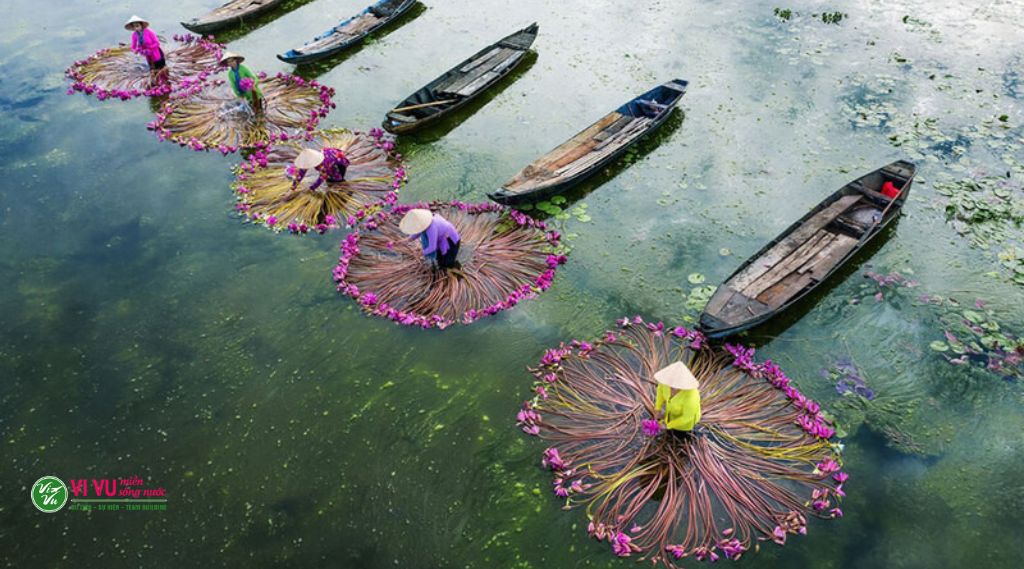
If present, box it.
[220,51,264,115]
[399,209,462,270]
[290,147,350,191]
[124,15,167,81]
[653,361,702,432]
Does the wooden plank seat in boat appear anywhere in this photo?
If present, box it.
[499,34,535,49]
[435,48,520,96]
[847,181,894,207]
[727,194,862,292]
[706,227,863,325]
[294,13,382,53]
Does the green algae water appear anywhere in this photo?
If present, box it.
[2,0,1023,567]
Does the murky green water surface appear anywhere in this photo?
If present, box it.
[1,0,1022,567]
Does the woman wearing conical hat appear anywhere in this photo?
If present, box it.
[219,51,264,115]
[124,15,167,84]
[399,209,462,270]
[653,361,702,432]
[289,148,350,191]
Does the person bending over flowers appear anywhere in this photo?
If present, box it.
[399,209,462,271]
[289,148,350,191]
[220,51,263,115]
[653,361,701,432]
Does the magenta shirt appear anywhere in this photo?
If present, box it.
[131,28,162,63]
[419,215,460,256]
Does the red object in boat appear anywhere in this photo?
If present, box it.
[881,181,901,199]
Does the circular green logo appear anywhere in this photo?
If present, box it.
[31,476,68,513]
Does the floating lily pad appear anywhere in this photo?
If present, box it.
[687,273,706,284]
[929,341,950,352]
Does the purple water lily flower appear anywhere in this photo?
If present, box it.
[641,419,662,437]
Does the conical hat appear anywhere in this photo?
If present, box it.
[219,51,245,65]
[124,15,149,30]
[294,149,324,170]
[654,362,699,391]
[399,209,433,235]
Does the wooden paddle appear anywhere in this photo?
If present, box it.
[389,99,459,114]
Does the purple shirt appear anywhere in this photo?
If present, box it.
[419,215,460,257]
[291,148,350,191]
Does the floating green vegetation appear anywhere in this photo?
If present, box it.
[522,196,591,223]
[923,296,1023,382]
[936,175,1023,247]
[901,15,942,42]
[773,8,794,21]
[679,283,716,324]
[890,52,911,65]
[819,11,846,25]
[934,174,1024,283]
[841,74,902,130]
[773,8,846,25]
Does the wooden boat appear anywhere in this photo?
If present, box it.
[488,79,687,205]
[699,160,917,338]
[277,0,418,64]
[382,24,539,134]
[181,0,286,34]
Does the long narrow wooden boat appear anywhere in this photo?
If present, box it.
[277,0,418,64]
[699,160,917,338]
[181,0,286,34]
[382,23,539,134]
[488,79,687,205]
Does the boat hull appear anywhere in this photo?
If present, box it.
[489,79,688,205]
[698,160,917,338]
[277,0,417,64]
[181,0,286,33]
[382,24,539,135]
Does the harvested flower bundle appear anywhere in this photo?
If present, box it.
[148,72,335,154]
[66,34,223,100]
[517,316,847,566]
[233,128,405,234]
[334,201,567,329]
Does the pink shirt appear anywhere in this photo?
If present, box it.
[131,28,162,63]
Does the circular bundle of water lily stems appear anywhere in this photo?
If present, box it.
[517,316,847,566]
[148,72,335,154]
[66,34,223,100]
[333,201,567,329]
[233,129,406,234]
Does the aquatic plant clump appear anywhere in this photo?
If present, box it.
[934,173,1024,284]
[921,296,1024,382]
[232,128,405,234]
[822,356,876,400]
[517,316,846,566]
[147,72,335,154]
[333,201,566,329]
[65,34,223,100]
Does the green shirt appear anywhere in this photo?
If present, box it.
[654,384,701,432]
[228,64,263,101]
